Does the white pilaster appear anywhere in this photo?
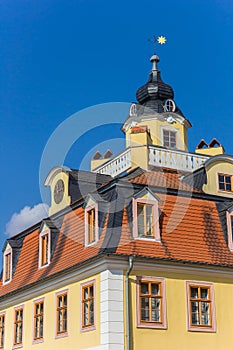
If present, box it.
[100,269,124,350]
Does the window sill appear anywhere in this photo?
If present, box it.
[55,332,68,339]
[85,241,98,248]
[218,190,233,194]
[32,338,44,345]
[137,322,167,329]
[81,325,96,333]
[12,344,23,349]
[188,325,216,333]
[134,236,161,242]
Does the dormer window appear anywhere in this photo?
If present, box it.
[39,228,51,268]
[85,204,98,246]
[133,188,160,241]
[218,173,232,192]
[227,211,233,251]
[3,247,12,284]
[137,202,154,237]
[84,195,99,247]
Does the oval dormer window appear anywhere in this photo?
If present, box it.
[164,99,176,112]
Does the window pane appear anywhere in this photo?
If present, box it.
[141,283,149,294]
[191,287,198,298]
[201,288,208,299]
[141,308,149,321]
[151,298,160,322]
[141,297,149,309]
[191,301,199,312]
[151,283,159,295]
[219,182,225,190]
[192,312,200,325]
[84,288,88,300]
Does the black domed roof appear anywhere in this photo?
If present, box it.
[136,55,183,116]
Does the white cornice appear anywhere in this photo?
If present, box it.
[44,166,71,186]
[1,256,233,310]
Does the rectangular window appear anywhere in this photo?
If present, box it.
[81,282,95,330]
[87,209,96,244]
[41,234,48,266]
[186,281,216,332]
[136,277,167,329]
[56,293,67,335]
[133,197,160,241]
[0,314,5,349]
[4,252,11,283]
[218,174,232,192]
[34,301,44,341]
[163,130,177,149]
[227,212,233,251]
[14,308,23,346]
[137,203,154,237]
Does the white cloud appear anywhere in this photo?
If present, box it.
[5,203,49,237]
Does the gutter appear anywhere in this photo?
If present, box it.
[126,255,134,350]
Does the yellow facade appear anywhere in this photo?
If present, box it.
[203,158,233,197]
[127,268,233,350]
[1,274,100,350]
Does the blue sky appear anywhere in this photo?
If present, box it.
[1,0,233,260]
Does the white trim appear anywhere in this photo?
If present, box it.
[160,125,180,149]
[226,212,233,251]
[3,247,12,285]
[100,270,124,350]
[1,257,233,310]
[132,197,160,241]
[38,229,51,269]
[85,203,99,247]
[44,166,70,187]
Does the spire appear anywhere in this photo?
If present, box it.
[135,41,184,116]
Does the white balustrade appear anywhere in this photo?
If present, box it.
[94,146,209,177]
[149,146,209,172]
[94,149,131,176]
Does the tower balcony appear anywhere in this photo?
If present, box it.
[93,146,209,177]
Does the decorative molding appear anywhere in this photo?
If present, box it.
[80,279,96,333]
[136,276,167,329]
[186,280,216,332]
[54,289,68,339]
[84,203,99,247]
[132,197,160,241]
[1,256,233,310]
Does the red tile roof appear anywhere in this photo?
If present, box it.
[0,168,232,297]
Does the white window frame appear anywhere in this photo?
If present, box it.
[133,197,160,241]
[227,211,233,251]
[85,203,98,247]
[160,125,180,150]
[38,229,51,269]
[3,246,12,285]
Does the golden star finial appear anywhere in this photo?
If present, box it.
[157,36,166,45]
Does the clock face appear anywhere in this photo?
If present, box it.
[54,179,65,204]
